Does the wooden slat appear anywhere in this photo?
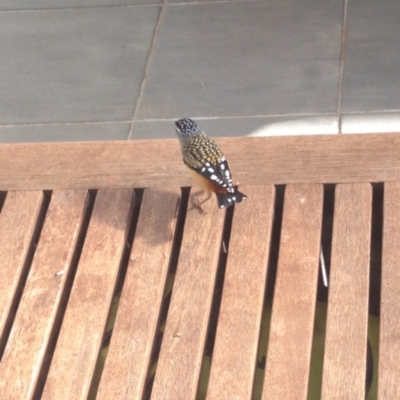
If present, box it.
[150,188,226,400]
[0,191,43,347]
[206,185,275,400]
[379,181,400,397]
[262,184,323,400]
[96,188,180,399]
[0,190,88,399]
[321,184,372,399]
[1,134,400,190]
[41,188,133,400]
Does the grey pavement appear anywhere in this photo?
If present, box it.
[0,0,399,142]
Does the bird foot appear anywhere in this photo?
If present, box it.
[191,196,207,214]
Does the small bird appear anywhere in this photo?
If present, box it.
[175,117,247,210]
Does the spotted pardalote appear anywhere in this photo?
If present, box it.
[175,117,247,209]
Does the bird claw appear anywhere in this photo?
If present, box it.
[191,196,207,214]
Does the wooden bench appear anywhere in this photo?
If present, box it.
[0,133,399,399]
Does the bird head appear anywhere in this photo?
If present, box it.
[175,118,202,138]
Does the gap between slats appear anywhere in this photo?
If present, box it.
[196,203,235,399]
[0,191,7,212]
[307,185,335,400]
[251,185,285,399]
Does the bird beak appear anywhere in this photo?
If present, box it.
[175,121,182,134]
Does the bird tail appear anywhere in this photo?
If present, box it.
[216,189,247,209]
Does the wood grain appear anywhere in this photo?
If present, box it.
[41,189,134,400]
[150,188,226,400]
[321,184,372,400]
[1,134,400,190]
[96,188,180,399]
[0,190,88,399]
[262,184,323,400]
[206,185,275,400]
[379,181,400,398]
[0,191,44,347]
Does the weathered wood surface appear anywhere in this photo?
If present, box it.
[97,188,180,399]
[1,133,400,190]
[379,182,400,398]
[150,188,226,400]
[1,134,400,399]
[0,191,44,352]
[41,189,134,400]
[263,185,323,400]
[321,184,372,400]
[206,185,275,400]
[0,190,88,399]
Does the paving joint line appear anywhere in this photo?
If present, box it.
[337,0,348,134]
[127,0,167,140]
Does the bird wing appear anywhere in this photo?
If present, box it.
[183,153,234,194]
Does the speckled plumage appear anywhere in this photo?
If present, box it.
[180,132,224,169]
[175,118,247,209]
